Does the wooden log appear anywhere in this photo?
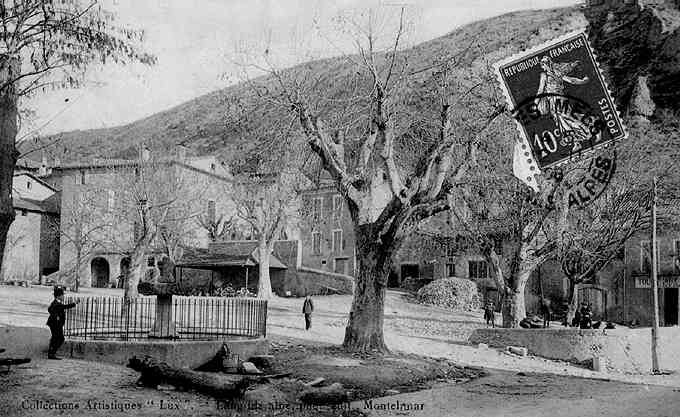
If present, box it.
[299,383,348,405]
[0,358,30,366]
[127,356,252,398]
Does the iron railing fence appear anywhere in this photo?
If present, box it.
[63,295,268,341]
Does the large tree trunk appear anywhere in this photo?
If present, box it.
[125,246,147,300]
[342,224,389,352]
[502,269,532,328]
[256,238,272,299]
[502,289,527,328]
[0,55,19,276]
[566,278,578,325]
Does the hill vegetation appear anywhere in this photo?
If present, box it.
[21,7,588,170]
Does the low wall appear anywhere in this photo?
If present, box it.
[64,337,269,368]
[0,325,269,369]
[1,326,51,358]
[469,327,680,373]
[282,267,354,296]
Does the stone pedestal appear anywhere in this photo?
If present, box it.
[149,294,176,338]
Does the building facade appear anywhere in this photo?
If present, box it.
[1,173,60,283]
[299,184,356,277]
[46,150,233,288]
[618,230,680,326]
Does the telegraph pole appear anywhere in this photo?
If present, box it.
[651,176,660,373]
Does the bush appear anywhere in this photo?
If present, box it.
[416,278,481,311]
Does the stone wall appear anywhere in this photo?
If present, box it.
[281,266,354,296]
[469,327,680,373]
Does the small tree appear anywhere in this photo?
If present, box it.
[54,188,115,291]
[0,1,155,274]
[95,153,213,300]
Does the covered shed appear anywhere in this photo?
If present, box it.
[175,246,287,295]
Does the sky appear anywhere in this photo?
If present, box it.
[21,0,578,138]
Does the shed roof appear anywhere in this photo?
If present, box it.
[176,248,287,270]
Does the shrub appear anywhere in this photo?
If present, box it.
[416,278,481,311]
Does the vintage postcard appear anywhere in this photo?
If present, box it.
[0,1,678,417]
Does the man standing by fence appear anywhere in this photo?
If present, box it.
[302,295,314,331]
[46,287,80,360]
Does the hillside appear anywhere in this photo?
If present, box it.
[20,6,589,167]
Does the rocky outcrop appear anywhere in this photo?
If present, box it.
[585,1,680,115]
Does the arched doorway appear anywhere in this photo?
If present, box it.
[91,257,110,288]
[119,257,131,289]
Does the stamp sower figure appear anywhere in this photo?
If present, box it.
[302,295,314,331]
[46,287,80,359]
[535,56,591,152]
[484,301,495,328]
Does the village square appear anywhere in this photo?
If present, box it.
[1,0,680,416]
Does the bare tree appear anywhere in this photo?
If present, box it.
[0,1,155,274]
[195,213,233,243]
[93,153,215,300]
[54,188,115,291]
[450,168,561,327]
[235,8,515,350]
[231,168,302,300]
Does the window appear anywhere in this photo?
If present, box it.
[332,229,343,253]
[26,181,31,190]
[312,197,323,221]
[312,231,322,255]
[80,171,86,185]
[210,163,216,171]
[640,240,659,273]
[494,237,503,255]
[20,210,27,216]
[332,195,343,218]
[107,190,115,210]
[207,200,216,223]
[334,258,349,275]
[468,260,489,279]
[446,263,456,277]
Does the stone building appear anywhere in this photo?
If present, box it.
[43,148,233,288]
[1,173,60,283]
[299,182,356,277]
[616,229,680,326]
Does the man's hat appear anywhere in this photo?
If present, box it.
[53,286,64,297]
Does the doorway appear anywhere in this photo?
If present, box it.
[664,288,678,326]
[91,257,110,288]
[400,264,420,281]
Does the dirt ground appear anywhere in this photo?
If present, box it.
[0,335,483,417]
[3,284,680,389]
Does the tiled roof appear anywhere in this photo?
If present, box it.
[13,197,58,214]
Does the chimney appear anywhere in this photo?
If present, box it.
[38,154,51,177]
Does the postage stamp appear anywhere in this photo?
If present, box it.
[494,31,627,170]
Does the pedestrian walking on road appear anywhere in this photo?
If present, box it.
[540,299,551,328]
[484,301,495,328]
[302,295,314,331]
[46,286,80,360]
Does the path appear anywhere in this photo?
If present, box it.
[350,370,680,417]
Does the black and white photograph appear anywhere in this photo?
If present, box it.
[0,1,679,416]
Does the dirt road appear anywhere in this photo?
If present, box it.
[351,370,680,417]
